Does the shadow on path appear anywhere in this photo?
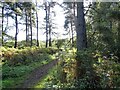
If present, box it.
[18,59,58,88]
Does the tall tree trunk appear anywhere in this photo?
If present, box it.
[2,6,4,46]
[28,16,30,42]
[76,2,87,51]
[76,3,100,87]
[14,3,18,48]
[73,2,76,17]
[76,2,87,79]
[49,26,52,47]
[30,10,32,47]
[71,2,76,47]
[45,2,48,48]
[25,9,28,45]
[70,20,74,47]
[36,0,39,47]
[48,5,52,47]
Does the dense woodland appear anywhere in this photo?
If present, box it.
[0,0,120,89]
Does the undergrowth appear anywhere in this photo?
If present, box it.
[1,46,58,88]
[38,47,120,89]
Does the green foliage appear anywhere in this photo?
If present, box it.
[2,60,51,88]
[75,49,100,88]
[34,66,58,88]
[37,48,77,88]
[56,39,65,49]
[2,64,33,80]
[76,48,120,88]
[1,47,58,66]
[1,46,58,88]
[41,47,120,89]
[1,1,120,89]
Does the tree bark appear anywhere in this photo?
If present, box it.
[48,5,52,47]
[30,10,32,47]
[14,3,18,48]
[36,0,39,47]
[70,20,74,47]
[25,9,28,45]
[2,6,4,46]
[76,2,87,51]
[49,26,52,47]
[45,2,48,48]
[76,2,87,79]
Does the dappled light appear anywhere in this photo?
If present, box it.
[0,0,120,89]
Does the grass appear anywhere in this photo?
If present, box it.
[2,59,55,88]
[1,46,58,88]
[34,64,58,89]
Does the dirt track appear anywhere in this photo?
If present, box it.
[19,59,58,88]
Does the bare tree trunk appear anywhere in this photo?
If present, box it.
[49,26,52,47]
[30,11,32,47]
[14,3,18,48]
[28,16,30,42]
[73,2,76,17]
[2,6,4,45]
[48,5,52,47]
[25,9,28,45]
[45,2,48,48]
[71,2,76,47]
[36,0,39,47]
[76,2,87,79]
[70,20,74,47]
[76,2,87,51]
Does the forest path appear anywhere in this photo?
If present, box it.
[18,59,58,88]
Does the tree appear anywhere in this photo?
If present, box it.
[87,2,120,62]
[1,3,4,45]
[44,1,56,48]
[14,3,18,48]
[45,2,49,48]
[48,2,56,47]
[29,9,33,47]
[25,8,28,44]
[1,2,14,45]
[35,0,39,47]
[110,7,120,62]
[76,1,87,78]
[64,2,76,47]
[21,2,35,47]
[76,2,87,51]
[2,2,20,48]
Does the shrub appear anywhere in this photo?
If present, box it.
[1,47,58,66]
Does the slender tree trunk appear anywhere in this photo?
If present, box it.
[73,2,76,17]
[49,26,52,47]
[28,16,30,42]
[70,20,74,47]
[30,11,33,46]
[48,5,52,47]
[2,6,4,45]
[36,13,39,47]
[71,2,76,47]
[76,2,87,79]
[36,0,39,47]
[14,3,18,48]
[25,10,28,45]
[45,2,48,48]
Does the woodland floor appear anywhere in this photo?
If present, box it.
[18,59,59,88]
